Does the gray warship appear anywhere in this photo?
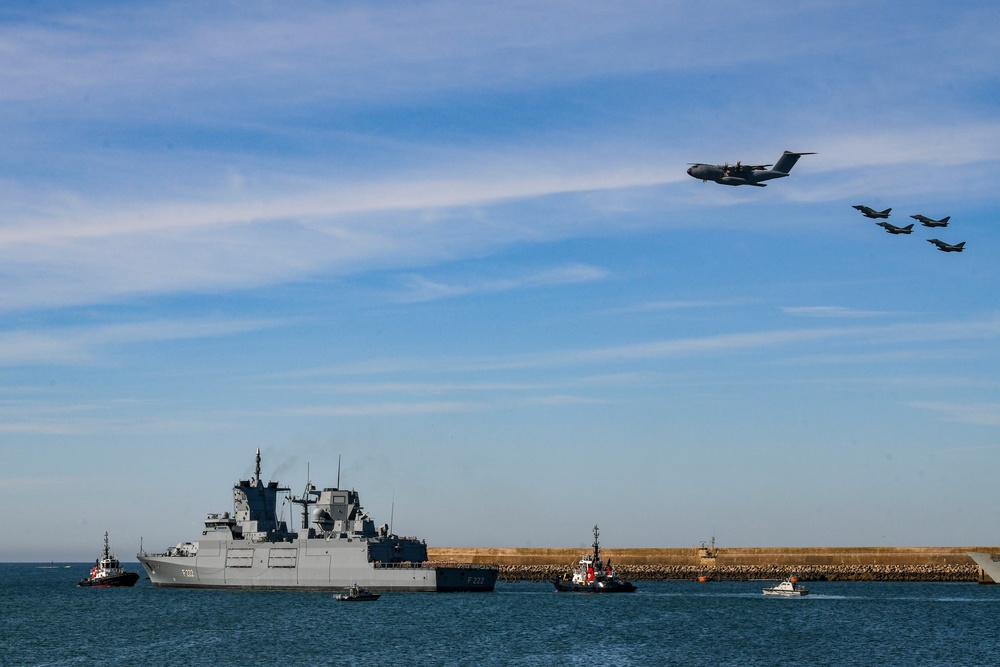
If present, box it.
[137,450,497,592]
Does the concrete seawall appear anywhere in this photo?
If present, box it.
[428,546,997,582]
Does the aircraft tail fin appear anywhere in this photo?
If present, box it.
[903,224,913,231]
[942,216,951,224]
[882,208,892,216]
[956,241,966,248]
[771,151,816,174]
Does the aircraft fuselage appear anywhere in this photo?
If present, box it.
[687,151,813,187]
[686,164,785,187]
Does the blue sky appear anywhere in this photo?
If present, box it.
[2,1,1000,560]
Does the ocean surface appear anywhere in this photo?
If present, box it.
[4,563,999,666]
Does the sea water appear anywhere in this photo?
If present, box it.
[3,563,999,666]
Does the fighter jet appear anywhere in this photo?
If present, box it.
[876,222,914,235]
[927,239,965,252]
[910,214,950,228]
[686,151,815,187]
[853,205,892,219]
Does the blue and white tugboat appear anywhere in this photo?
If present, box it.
[78,532,140,588]
[551,525,636,593]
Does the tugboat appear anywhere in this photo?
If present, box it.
[78,532,140,588]
[336,583,381,602]
[551,525,637,593]
[762,577,809,597]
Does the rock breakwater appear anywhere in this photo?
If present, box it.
[428,546,991,582]
[497,563,978,582]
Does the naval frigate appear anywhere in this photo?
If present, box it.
[137,450,498,592]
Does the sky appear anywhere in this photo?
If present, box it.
[2,1,1000,561]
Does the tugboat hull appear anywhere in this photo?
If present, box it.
[78,572,140,588]
[551,577,636,593]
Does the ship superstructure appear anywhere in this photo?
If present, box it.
[138,450,497,592]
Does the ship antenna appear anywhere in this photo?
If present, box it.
[254,448,262,484]
[390,491,395,535]
[290,462,316,531]
[337,455,341,489]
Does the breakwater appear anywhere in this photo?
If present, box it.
[428,546,994,582]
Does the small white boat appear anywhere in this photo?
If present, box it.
[762,577,808,597]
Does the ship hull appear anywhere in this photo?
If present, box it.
[138,539,497,592]
[968,551,1000,584]
[78,572,140,588]
[550,577,636,593]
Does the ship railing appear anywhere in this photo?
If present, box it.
[372,561,427,570]
[424,561,499,571]
[372,560,497,571]
[144,544,198,558]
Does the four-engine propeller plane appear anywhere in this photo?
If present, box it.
[853,205,892,219]
[877,222,914,235]
[911,214,950,228]
[927,239,965,252]
[686,151,815,187]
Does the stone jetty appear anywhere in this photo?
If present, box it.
[427,546,993,582]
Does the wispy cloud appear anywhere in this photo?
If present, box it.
[281,315,1000,378]
[610,298,750,314]
[285,393,610,417]
[782,306,897,319]
[398,263,608,302]
[0,317,282,366]
[908,402,1000,426]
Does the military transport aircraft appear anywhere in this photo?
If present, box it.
[927,239,965,252]
[853,205,892,219]
[910,214,950,228]
[876,222,914,235]
[686,150,815,187]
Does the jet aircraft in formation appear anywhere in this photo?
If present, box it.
[911,214,950,228]
[852,205,965,252]
[927,239,965,252]
[852,205,891,219]
[876,222,913,235]
[686,151,815,187]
